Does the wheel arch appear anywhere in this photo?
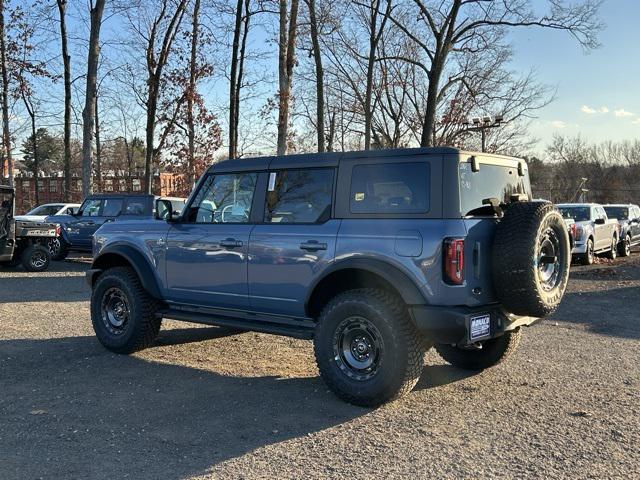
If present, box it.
[91,245,162,299]
[305,258,426,319]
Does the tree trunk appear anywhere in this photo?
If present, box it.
[0,0,12,187]
[186,0,200,187]
[306,0,324,152]
[30,115,38,204]
[276,0,300,156]
[57,0,71,200]
[229,0,243,160]
[144,81,158,194]
[95,96,101,191]
[81,0,105,198]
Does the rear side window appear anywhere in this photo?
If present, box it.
[102,198,123,217]
[265,169,334,223]
[350,162,430,214]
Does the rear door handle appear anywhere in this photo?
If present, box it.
[300,240,327,251]
[219,238,243,249]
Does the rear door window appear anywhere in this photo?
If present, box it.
[123,198,148,216]
[349,162,429,214]
[265,169,334,223]
[102,198,124,217]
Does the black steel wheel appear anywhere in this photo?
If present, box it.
[314,289,426,407]
[91,267,161,354]
[537,227,562,292]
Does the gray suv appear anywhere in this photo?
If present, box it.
[87,148,570,406]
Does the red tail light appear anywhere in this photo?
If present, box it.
[444,238,465,285]
[55,225,61,236]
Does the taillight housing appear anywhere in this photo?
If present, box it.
[55,225,61,236]
[570,223,577,240]
[444,238,465,285]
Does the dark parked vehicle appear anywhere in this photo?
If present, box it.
[46,194,185,261]
[87,148,571,406]
[603,204,640,257]
[0,186,60,271]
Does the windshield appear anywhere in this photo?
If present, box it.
[459,162,530,216]
[26,204,63,216]
[558,206,590,222]
[604,206,628,220]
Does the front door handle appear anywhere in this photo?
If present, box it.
[300,240,327,252]
[219,238,243,249]
[85,221,95,225]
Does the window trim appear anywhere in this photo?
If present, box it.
[262,167,336,225]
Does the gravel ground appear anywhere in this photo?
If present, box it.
[1,254,639,479]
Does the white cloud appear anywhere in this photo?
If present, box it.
[633,118,640,125]
[581,105,597,114]
[600,106,609,113]
[614,108,635,117]
[551,120,567,129]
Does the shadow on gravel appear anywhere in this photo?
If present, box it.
[550,285,640,339]
[0,271,89,303]
[415,364,477,391]
[0,331,364,480]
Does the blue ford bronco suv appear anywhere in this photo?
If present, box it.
[87,148,570,406]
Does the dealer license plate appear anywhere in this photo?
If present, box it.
[470,314,491,341]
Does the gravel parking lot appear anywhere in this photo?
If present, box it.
[1,255,639,479]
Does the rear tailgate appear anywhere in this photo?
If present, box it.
[463,218,498,305]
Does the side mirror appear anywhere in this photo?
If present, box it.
[155,199,175,221]
[66,207,76,215]
[594,218,605,225]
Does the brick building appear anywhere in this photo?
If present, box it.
[11,172,187,214]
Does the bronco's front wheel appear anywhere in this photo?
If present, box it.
[314,289,426,407]
[91,267,161,354]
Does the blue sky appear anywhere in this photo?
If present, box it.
[507,0,640,148]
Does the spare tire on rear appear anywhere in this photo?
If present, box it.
[491,201,570,317]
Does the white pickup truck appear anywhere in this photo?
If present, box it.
[557,203,620,265]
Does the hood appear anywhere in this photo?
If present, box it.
[44,214,76,225]
[15,214,48,222]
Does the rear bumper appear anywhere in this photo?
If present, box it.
[409,304,539,346]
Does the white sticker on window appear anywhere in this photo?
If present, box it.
[268,172,277,191]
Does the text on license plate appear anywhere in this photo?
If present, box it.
[24,229,56,237]
[470,314,491,341]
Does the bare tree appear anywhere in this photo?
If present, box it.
[305,0,325,152]
[56,0,72,200]
[81,0,105,197]
[276,0,300,155]
[388,0,602,147]
[0,0,11,185]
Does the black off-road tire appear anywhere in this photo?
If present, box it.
[48,237,69,261]
[21,244,50,272]
[313,288,426,407]
[607,236,618,260]
[436,328,522,371]
[492,201,570,317]
[619,235,631,257]
[580,238,595,265]
[91,267,161,354]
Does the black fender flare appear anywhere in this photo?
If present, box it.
[90,244,162,299]
[304,257,426,312]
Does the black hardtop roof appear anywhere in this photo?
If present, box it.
[209,146,525,173]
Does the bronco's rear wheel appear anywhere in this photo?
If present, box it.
[436,328,522,371]
[91,267,161,354]
[491,201,571,317]
[314,289,425,407]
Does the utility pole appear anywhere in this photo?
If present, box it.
[461,115,503,152]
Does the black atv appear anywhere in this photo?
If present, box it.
[0,185,59,272]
